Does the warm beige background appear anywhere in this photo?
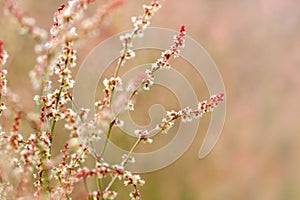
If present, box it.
[0,0,299,199]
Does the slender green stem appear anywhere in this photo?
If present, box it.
[99,119,115,157]
[65,193,70,200]
[114,51,125,78]
[102,28,140,161]
[99,108,123,158]
[100,6,158,194]
[105,175,118,192]
[109,87,115,104]
[105,138,142,192]
[109,31,135,104]
[122,138,142,167]
[114,31,135,78]
[97,176,103,194]
[109,52,125,104]
[48,84,63,157]
[48,48,69,155]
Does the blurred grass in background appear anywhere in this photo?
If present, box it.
[1,0,300,199]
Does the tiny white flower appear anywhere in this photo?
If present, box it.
[126,100,134,111]
[115,118,124,127]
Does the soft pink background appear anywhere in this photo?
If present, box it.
[0,0,299,199]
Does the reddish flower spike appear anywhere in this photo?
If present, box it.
[180,25,186,33]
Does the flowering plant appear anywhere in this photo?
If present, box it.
[0,0,224,199]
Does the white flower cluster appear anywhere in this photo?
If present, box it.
[118,0,162,68]
[103,76,123,91]
[179,107,194,122]
[142,25,186,91]
[122,154,136,164]
[124,171,145,187]
[132,1,162,37]
[53,46,76,86]
[102,190,118,200]
[0,42,8,116]
[134,129,153,143]
[129,190,142,200]
[124,171,145,200]
[156,93,224,134]
[0,69,8,95]
[95,76,124,111]
[125,99,135,111]
[0,102,6,115]
[156,111,178,134]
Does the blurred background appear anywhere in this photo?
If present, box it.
[0,0,300,199]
